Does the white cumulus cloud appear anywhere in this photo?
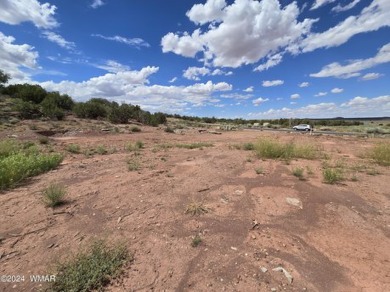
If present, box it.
[262,79,284,87]
[248,95,390,119]
[301,0,390,53]
[0,32,38,82]
[162,0,314,68]
[290,93,300,99]
[0,0,58,29]
[244,86,254,92]
[315,92,328,97]
[298,82,309,87]
[310,43,390,78]
[331,87,344,93]
[91,0,105,9]
[252,97,269,106]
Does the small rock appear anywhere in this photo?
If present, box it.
[231,246,238,251]
[271,288,277,292]
[286,197,303,209]
[234,190,244,195]
[117,217,122,223]
[261,267,268,273]
[272,266,293,284]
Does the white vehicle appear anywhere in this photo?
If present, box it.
[293,124,311,131]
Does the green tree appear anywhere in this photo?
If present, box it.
[0,70,10,86]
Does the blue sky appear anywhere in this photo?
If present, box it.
[0,0,389,118]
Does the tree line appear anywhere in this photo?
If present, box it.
[0,70,166,126]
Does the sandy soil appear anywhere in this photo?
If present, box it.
[0,125,389,292]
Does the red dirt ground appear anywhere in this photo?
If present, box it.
[1,125,389,291]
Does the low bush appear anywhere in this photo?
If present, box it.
[50,240,131,292]
[0,152,63,190]
[253,138,318,160]
[175,142,214,149]
[42,183,66,207]
[369,143,390,166]
[323,168,343,184]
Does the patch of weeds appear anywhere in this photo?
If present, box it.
[350,174,359,182]
[369,143,390,166]
[243,143,254,150]
[126,141,144,152]
[323,168,344,184]
[366,168,380,176]
[191,234,202,247]
[42,183,66,207]
[29,124,38,130]
[130,126,141,133]
[228,144,242,150]
[0,152,63,190]
[292,167,305,180]
[84,149,95,158]
[306,166,314,175]
[255,166,264,174]
[246,157,253,162]
[39,136,49,145]
[96,145,108,155]
[253,138,318,160]
[176,142,214,149]
[67,144,81,154]
[185,201,208,216]
[165,127,175,133]
[0,139,20,158]
[50,240,131,292]
[127,158,140,171]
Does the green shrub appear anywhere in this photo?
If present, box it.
[130,126,141,132]
[39,136,49,144]
[191,234,202,247]
[67,144,81,154]
[243,143,254,150]
[369,143,390,166]
[165,127,175,133]
[50,240,131,292]
[126,141,143,152]
[127,158,140,171]
[175,142,214,149]
[0,139,19,158]
[13,99,42,119]
[96,145,107,155]
[0,153,63,190]
[253,138,317,160]
[292,167,305,180]
[323,168,343,184]
[42,183,66,207]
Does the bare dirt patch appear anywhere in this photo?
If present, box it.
[1,126,389,291]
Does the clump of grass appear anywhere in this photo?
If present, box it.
[42,183,66,207]
[67,144,81,154]
[255,166,264,174]
[0,139,19,158]
[50,240,131,292]
[176,142,214,149]
[350,174,359,182]
[292,167,305,180]
[191,234,202,247]
[368,143,390,166]
[126,141,144,152]
[243,143,254,150]
[185,201,208,216]
[323,168,344,184]
[96,145,107,155]
[39,136,49,144]
[253,138,318,160]
[165,127,175,133]
[0,152,63,190]
[127,158,140,171]
[130,126,141,132]
[306,166,314,175]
